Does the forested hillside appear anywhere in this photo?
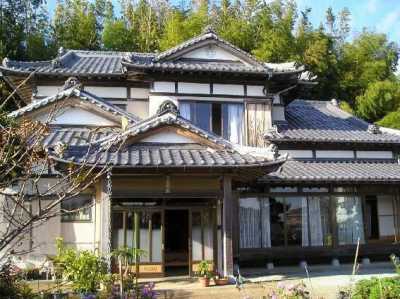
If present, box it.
[1,0,399,127]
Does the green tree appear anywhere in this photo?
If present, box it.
[102,19,135,51]
[338,31,399,104]
[252,0,297,62]
[356,80,400,123]
[53,0,100,50]
[159,9,186,51]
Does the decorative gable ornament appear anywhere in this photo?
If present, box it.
[368,124,381,135]
[157,100,179,116]
[62,77,82,91]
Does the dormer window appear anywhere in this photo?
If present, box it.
[180,101,244,144]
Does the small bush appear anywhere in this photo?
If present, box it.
[351,277,400,299]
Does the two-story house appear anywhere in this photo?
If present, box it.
[2,27,400,277]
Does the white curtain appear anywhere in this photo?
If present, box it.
[261,198,271,248]
[239,198,261,248]
[224,104,244,144]
[179,102,192,121]
[336,196,365,245]
[308,197,324,246]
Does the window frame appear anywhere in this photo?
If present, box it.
[61,194,93,223]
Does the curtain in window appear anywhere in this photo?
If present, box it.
[336,196,365,245]
[261,198,271,248]
[179,102,193,121]
[223,103,244,144]
[308,197,324,246]
[239,198,261,248]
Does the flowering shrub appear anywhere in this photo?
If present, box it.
[267,281,310,299]
[141,282,157,299]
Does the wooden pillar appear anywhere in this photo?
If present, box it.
[223,176,234,276]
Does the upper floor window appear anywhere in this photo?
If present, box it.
[179,101,244,144]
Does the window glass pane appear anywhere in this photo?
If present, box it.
[270,197,285,247]
[270,187,298,193]
[195,103,211,131]
[306,196,332,246]
[203,209,214,260]
[222,103,244,144]
[192,211,202,260]
[151,212,162,263]
[140,212,150,262]
[336,196,365,245]
[179,102,194,121]
[286,197,304,246]
[126,212,134,248]
[61,195,92,221]
[212,103,222,136]
[112,212,124,249]
[377,195,396,238]
[239,198,261,248]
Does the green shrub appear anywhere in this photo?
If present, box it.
[52,238,107,294]
[351,277,400,299]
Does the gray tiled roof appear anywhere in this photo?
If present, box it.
[1,32,306,77]
[56,143,275,168]
[261,159,400,183]
[43,127,117,146]
[8,86,140,123]
[2,50,136,76]
[49,100,282,169]
[268,100,400,144]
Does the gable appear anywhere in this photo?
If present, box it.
[35,106,118,126]
[180,44,249,64]
[140,130,195,143]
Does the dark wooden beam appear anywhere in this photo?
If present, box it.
[223,176,234,276]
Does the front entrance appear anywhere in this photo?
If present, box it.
[111,198,218,277]
[164,210,189,275]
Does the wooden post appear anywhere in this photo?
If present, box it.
[223,176,234,276]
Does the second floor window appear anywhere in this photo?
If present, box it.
[180,101,244,144]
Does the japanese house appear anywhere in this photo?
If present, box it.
[2,27,400,277]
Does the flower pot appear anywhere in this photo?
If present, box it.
[199,277,210,287]
[214,277,229,286]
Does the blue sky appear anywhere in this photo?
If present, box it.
[46,0,400,43]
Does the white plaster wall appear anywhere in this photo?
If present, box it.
[356,151,393,159]
[213,84,244,96]
[148,95,178,116]
[182,45,247,64]
[247,85,265,97]
[177,96,243,103]
[279,150,313,159]
[127,100,149,119]
[31,201,61,256]
[130,87,149,99]
[36,107,116,126]
[316,150,354,159]
[36,86,62,97]
[272,105,285,122]
[377,195,396,237]
[178,82,210,94]
[84,86,127,99]
[141,131,195,143]
[61,220,95,251]
[152,81,175,93]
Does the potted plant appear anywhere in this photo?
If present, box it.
[197,260,212,287]
[213,273,229,286]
